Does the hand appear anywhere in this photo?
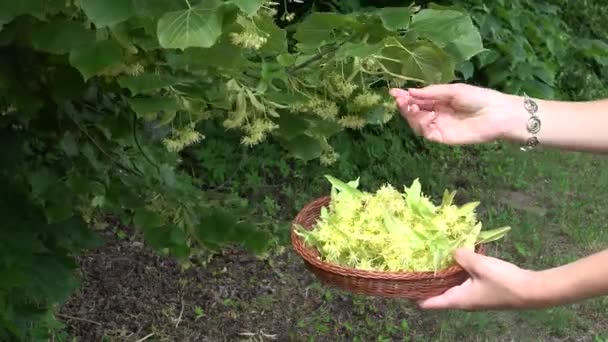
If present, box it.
[389,83,521,145]
[417,248,541,311]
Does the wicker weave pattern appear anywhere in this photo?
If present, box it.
[291,196,484,300]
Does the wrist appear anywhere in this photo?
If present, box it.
[498,94,532,143]
[524,267,574,309]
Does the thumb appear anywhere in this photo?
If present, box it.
[408,84,462,101]
[452,248,484,276]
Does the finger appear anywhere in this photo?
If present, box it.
[417,279,473,310]
[453,248,485,276]
[422,123,443,143]
[389,88,408,98]
[408,84,462,101]
[406,104,428,135]
[391,88,438,110]
[419,110,437,131]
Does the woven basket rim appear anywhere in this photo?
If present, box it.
[291,195,481,281]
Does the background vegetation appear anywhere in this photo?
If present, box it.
[1,0,607,340]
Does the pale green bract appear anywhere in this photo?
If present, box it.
[295,176,510,273]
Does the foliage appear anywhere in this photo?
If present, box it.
[295,176,509,272]
[463,0,608,100]
[0,0,485,339]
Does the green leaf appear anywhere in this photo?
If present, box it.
[383,39,455,84]
[195,209,236,246]
[294,12,358,52]
[128,96,181,120]
[29,19,96,54]
[411,9,484,63]
[325,175,364,198]
[79,0,136,27]
[48,65,86,103]
[276,112,310,140]
[231,0,265,16]
[377,7,412,31]
[254,15,287,54]
[69,40,124,80]
[118,74,184,95]
[166,41,248,70]
[28,168,55,197]
[284,134,323,161]
[457,60,474,80]
[59,132,79,157]
[133,208,164,229]
[0,0,64,26]
[476,226,511,244]
[44,202,73,223]
[157,0,226,50]
[335,42,382,59]
[132,0,184,18]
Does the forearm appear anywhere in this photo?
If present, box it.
[503,95,608,153]
[529,248,608,308]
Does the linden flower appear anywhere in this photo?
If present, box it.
[127,63,144,76]
[240,118,278,146]
[229,20,269,50]
[353,92,382,108]
[309,98,339,120]
[320,148,339,166]
[162,124,204,152]
[230,31,267,50]
[294,176,511,273]
[329,73,358,98]
[338,115,366,129]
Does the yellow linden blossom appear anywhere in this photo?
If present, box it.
[241,118,278,146]
[320,148,339,166]
[338,115,366,129]
[309,98,338,120]
[127,63,144,76]
[295,176,511,273]
[229,19,268,50]
[353,92,382,108]
[162,123,204,152]
[328,73,358,98]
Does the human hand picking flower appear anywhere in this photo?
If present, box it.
[390,83,608,152]
[389,84,517,145]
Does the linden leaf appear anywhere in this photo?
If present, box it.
[69,40,123,80]
[294,12,358,52]
[377,6,412,31]
[80,0,135,27]
[411,9,485,63]
[476,226,511,245]
[231,0,265,16]
[29,19,96,54]
[157,0,226,50]
[283,134,323,161]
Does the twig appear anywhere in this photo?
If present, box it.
[132,112,160,174]
[135,333,155,342]
[288,42,346,74]
[56,313,101,326]
[66,107,143,177]
[175,295,185,328]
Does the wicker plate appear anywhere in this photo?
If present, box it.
[291,196,484,300]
